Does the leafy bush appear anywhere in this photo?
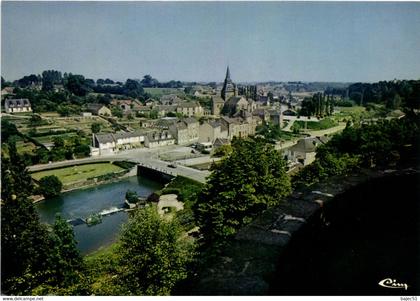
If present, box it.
[125,190,139,203]
[161,188,181,195]
[113,161,136,170]
[38,175,63,198]
[336,100,354,107]
[114,206,195,295]
[162,176,203,204]
[292,113,420,188]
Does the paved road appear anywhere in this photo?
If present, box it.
[275,123,346,151]
[304,123,346,137]
[28,145,210,183]
[177,156,222,166]
[27,122,345,183]
[275,139,301,151]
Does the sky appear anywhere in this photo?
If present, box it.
[2,1,420,83]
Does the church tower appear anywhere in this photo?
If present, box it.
[221,66,237,101]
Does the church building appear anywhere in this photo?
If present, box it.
[221,66,238,101]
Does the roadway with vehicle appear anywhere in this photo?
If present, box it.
[28,145,210,183]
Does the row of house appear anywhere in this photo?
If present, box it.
[109,96,204,118]
[92,112,263,155]
[136,101,204,118]
[92,130,176,155]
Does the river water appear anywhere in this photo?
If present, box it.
[35,176,163,254]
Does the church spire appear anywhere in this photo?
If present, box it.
[226,66,231,80]
[221,66,236,101]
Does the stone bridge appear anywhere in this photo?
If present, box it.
[28,146,209,183]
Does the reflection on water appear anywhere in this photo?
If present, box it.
[35,176,163,254]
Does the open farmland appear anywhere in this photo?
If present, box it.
[144,87,185,98]
[49,116,114,135]
[15,139,37,155]
[6,114,115,146]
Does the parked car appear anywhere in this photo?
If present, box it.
[167,163,177,168]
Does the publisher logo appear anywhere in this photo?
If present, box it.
[378,278,408,290]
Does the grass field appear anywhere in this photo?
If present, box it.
[335,106,366,113]
[292,118,338,131]
[278,131,304,141]
[31,163,124,185]
[144,88,185,98]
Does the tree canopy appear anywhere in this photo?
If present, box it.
[292,112,420,188]
[114,206,194,295]
[1,143,83,295]
[64,74,91,97]
[194,137,291,246]
[38,175,63,198]
[347,80,420,109]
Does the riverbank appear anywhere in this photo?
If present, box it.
[35,175,164,254]
[30,163,138,203]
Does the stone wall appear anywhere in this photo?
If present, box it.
[192,167,418,295]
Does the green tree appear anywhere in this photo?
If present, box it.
[124,79,144,98]
[29,114,43,127]
[38,175,63,198]
[1,144,53,294]
[140,75,159,88]
[115,206,194,295]
[149,109,159,119]
[57,105,71,117]
[42,70,62,91]
[91,122,101,134]
[111,106,123,118]
[125,190,139,203]
[34,147,50,164]
[64,74,91,96]
[1,119,20,142]
[212,144,233,158]
[52,215,83,281]
[53,136,65,148]
[194,138,291,246]
[50,148,66,162]
[256,121,282,142]
[73,144,90,158]
[387,93,402,109]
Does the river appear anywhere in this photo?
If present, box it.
[35,176,164,255]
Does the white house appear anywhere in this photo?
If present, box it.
[93,133,116,155]
[285,136,329,166]
[144,131,175,148]
[93,131,148,155]
[5,99,32,113]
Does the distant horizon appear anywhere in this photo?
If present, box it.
[2,2,420,83]
[3,68,416,85]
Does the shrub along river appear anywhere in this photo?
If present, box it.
[35,175,164,254]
